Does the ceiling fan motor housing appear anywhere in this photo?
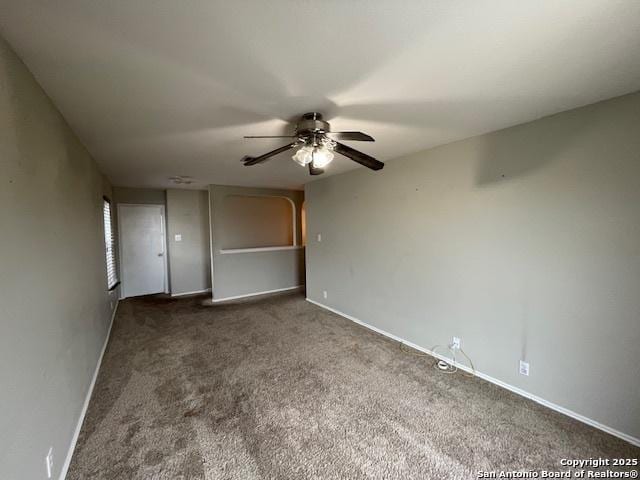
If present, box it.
[296,112,330,136]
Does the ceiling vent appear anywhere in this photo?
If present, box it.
[169,176,194,185]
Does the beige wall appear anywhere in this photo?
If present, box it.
[113,186,166,205]
[305,92,640,441]
[209,185,304,300]
[166,189,211,295]
[0,36,117,478]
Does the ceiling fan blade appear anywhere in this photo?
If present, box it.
[326,131,375,142]
[308,163,324,176]
[243,143,297,166]
[244,135,297,139]
[333,142,384,171]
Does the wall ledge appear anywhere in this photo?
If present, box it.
[219,245,304,255]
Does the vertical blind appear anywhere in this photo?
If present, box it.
[103,198,118,290]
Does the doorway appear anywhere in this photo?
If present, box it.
[118,204,168,298]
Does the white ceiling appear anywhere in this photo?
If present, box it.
[1,1,639,190]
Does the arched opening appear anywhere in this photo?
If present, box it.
[220,194,295,250]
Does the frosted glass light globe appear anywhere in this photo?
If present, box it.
[311,148,334,168]
[292,146,313,166]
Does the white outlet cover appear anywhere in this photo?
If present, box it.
[323,290,328,299]
[452,337,461,349]
[175,234,182,242]
[317,233,322,242]
[519,360,530,376]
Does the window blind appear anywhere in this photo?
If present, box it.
[103,198,118,290]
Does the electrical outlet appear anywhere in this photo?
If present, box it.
[519,360,530,376]
[174,234,182,242]
[322,290,328,299]
[317,233,322,242]
[45,447,54,478]
[451,337,461,349]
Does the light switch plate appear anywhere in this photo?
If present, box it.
[317,233,322,242]
[175,234,182,242]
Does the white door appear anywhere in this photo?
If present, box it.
[118,204,167,298]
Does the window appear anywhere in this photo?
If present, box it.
[102,197,118,290]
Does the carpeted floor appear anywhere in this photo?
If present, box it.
[67,293,638,479]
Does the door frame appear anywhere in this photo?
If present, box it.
[117,203,169,299]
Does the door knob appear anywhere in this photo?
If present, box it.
[158,252,164,256]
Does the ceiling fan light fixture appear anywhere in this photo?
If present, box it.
[292,146,314,166]
[292,144,334,169]
[311,148,334,169]
[244,112,383,174]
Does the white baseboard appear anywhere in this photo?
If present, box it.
[59,300,119,480]
[306,298,640,447]
[171,288,211,297]
[212,285,303,303]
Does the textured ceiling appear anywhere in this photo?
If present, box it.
[1,0,639,190]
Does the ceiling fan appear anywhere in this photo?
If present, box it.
[242,112,384,176]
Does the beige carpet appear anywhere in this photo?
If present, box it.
[67,293,638,479]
